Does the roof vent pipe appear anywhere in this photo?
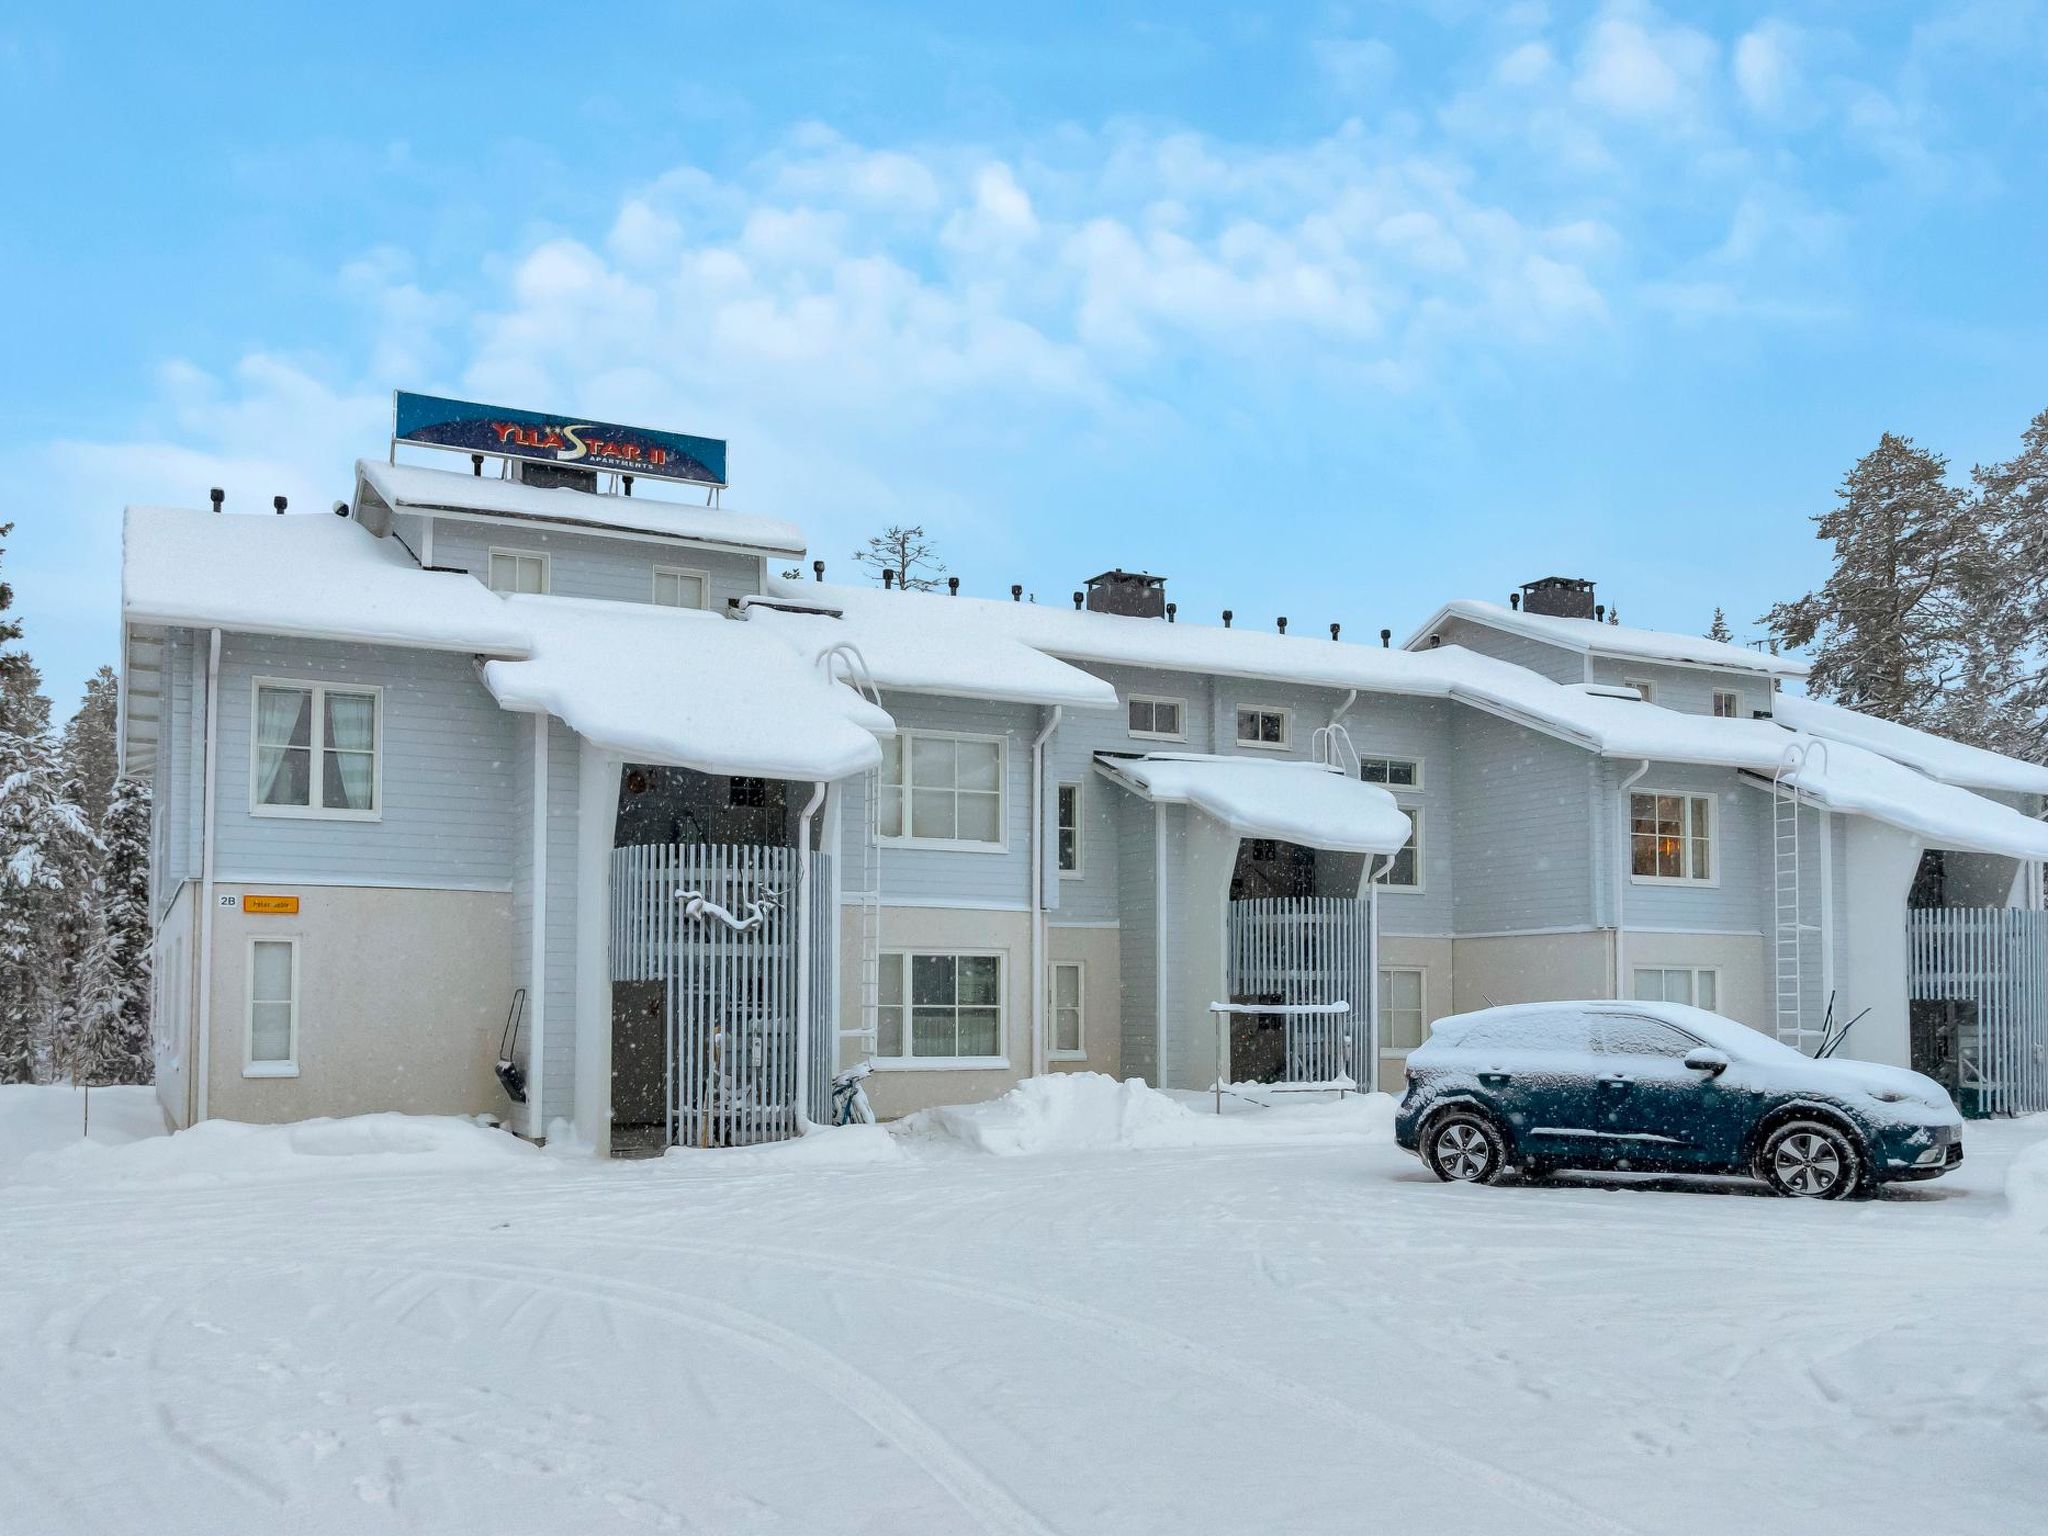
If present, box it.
[813,559,825,582]
[1509,592,1520,610]
[882,568,896,590]
[1277,616,1288,634]
[1380,628,1391,648]
[273,495,287,515]
[1165,602,1177,624]
[1072,591,1084,610]
[209,488,224,514]
[1222,609,1233,628]
[622,474,634,497]
[1011,584,1022,602]
[471,454,484,477]
[1428,634,1441,648]
[332,501,349,517]
[947,577,960,596]
[1595,604,1606,622]
[1330,623,1340,641]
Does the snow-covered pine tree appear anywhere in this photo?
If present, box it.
[74,774,151,1085]
[1707,608,1733,644]
[1762,432,1992,735]
[1971,407,2048,761]
[60,665,121,830]
[852,526,948,592]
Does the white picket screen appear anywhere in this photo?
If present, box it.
[1907,907,2048,1116]
[1226,897,1375,1089]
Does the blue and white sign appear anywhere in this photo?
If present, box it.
[393,391,727,487]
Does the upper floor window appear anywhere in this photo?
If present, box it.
[252,680,380,819]
[1385,808,1423,891]
[881,731,1005,849]
[653,566,708,609]
[1056,782,1083,875]
[1630,791,1715,884]
[1359,755,1422,790]
[488,549,550,595]
[1712,690,1741,719]
[1623,677,1656,703]
[1127,695,1185,741]
[729,776,770,807]
[1235,706,1291,750]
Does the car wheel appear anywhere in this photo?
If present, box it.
[1424,1111,1509,1185]
[1757,1119,1863,1200]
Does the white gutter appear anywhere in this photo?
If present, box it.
[1029,705,1064,1078]
[526,715,549,1140]
[195,628,221,1124]
[1614,759,1650,1000]
[795,779,828,1122]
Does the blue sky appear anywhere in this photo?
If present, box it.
[7,1,2047,715]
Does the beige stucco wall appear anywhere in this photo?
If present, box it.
[1622,931,1771,1035]
[1375,935,1454,1088]
[1450,931,1614,1016]
[840,906,1035,1119]
[204,883,513,1124]
[1047,924,1122,1079]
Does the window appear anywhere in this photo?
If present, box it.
[1358,756,1422,790]
[729,776,769,807]
[1379,967,1426,1051]
[1629,792,1715,883]
[1598,1014,1704,1057]
[652,566,708,609]
[1623,678,1655,703]
[1050,960,1085,1058]
[1712,690,1741,719]
[880,732,1004,848]
[1235,706,1291,750]
[488,549,549,595]
[1461,1011,1598,1052]
[877,951,1005,1065]
[1127,695,1185,741]
[1056,783,1083,876]
[246,937,299,1076]
[251,681,381,818]
[1632,966,1719,1012]
[1384,808,1423,891]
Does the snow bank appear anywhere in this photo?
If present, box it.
[0,1084,166,1176]
[2005,1135,2048,1234]
[893,1072,1394,1157]
[15,1112,544,1188]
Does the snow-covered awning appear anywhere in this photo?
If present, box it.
[122,504,532,656]
[1093,753,1412,855]
[354,459,807,558]
[481,597,889,781]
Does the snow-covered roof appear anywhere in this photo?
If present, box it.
[355,459,807,558]
[122,505,532,655]
[1405,599,1809,679]
[1774,694,2048,797]
[1093,753,1412,855]
[481,598,889,781]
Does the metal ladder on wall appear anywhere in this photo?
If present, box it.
[1771,741,1828,1054]
[1311,721,1361,777]
[818,643,886,1064]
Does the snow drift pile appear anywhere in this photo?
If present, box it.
[2005,1134,2048,1233]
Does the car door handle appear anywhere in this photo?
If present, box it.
[1478,1071,1512,1086]
[1600,1075,1634,1087]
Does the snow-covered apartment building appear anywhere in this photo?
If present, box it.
[119,396,2048,1151]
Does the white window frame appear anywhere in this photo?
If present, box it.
[1126,694,1187,742]
[1049,959,1087,1060]
[1378,965,1427,1052]
[248,678,384,821]
[1382,806,1425,893]
[487,547,551,595]
[1234,704,1293,752]
[1358,755,1424,791]
[244,935,300,1078]
[1056,781,1084,879]
[872,949,1010,1070]
[879,729,1009,853]
[651,564,710,610]
[1631,965,1723,1012]
[1712,689,1742,719]
[1623,677,1656,703]
[1629,789,1719,887]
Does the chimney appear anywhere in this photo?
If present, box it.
[1165,602,1176,624]
[1082,569,1167,619]
[1277,616,1287,634]
[813,559,825,582]
[1330,623,1340,641]
[1595,604,1606,623]
[1518,576,1597,620]
[1072,591,1084,610]
[1222,610,1233,628]
[1509,592,1520,610]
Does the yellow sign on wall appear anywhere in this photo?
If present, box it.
[242,895,301,915]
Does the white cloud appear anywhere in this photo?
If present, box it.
[1732,20,1801,117]
[1572,3,1718,125]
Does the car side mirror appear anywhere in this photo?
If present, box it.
[1684,1048,1730,1077]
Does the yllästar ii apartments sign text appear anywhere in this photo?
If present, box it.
[392,391,728,488]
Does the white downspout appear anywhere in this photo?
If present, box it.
[795,779,828,1126]
[1615,759,1650,1000]
[1029,705,1063,1078]
[526,715,549,1140]
[1330,689,1357,729]
[1818,807,1836,1009]
[195,628,221,1124]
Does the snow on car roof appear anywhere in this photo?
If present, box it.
[122,505,532,656]
[1773,693,2048,796]
[1430,1000,1807,1060]
[355,458,807,557]
[1405,598,1810,679]
[481,597,889,780]
[1092,753,1412,854]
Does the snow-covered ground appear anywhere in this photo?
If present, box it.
[4,1076,2047,1535]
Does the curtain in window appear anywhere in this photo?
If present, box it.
[255,687,312,806]
[323,692,376,810]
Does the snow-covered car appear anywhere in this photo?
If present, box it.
[1394,1001,1964,1199]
